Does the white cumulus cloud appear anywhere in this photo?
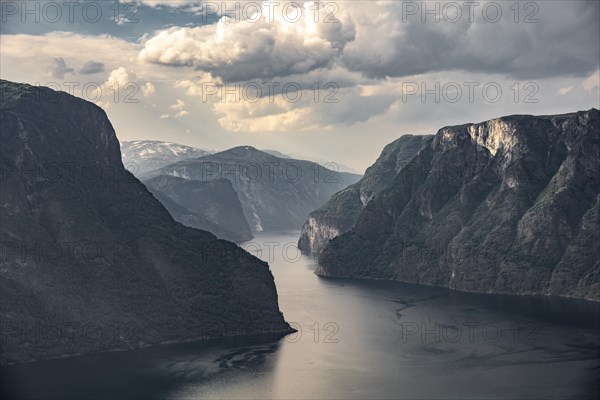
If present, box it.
[139,2,355,82]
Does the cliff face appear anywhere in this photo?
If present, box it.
[0,80,290,364]
[318,110,600,301]
[298,135,430,254]
[143,146,362,232]
[144,175,253,243]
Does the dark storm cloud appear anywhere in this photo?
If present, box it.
[46,57,74,79]
[341,1,600,80]
[79,61,105,75]
[140,1,599,82]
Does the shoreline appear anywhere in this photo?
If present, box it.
[313,267,600,303]
[0,327,297,367]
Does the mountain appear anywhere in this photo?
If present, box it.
[298,135,431,254]
[0,80,291,364]
[143,146,362,231]
[262,149,292,159]
[122,142,252,242]
[120,140,211,175]
[318,110,600,301]
[144,175,253,243]
[262,149,362,174]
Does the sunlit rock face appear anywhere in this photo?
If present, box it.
[318,110,600,301]
[0,80,291,364]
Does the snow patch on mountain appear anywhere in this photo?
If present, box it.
[120,140,212,175]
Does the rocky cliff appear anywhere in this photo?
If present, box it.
[0,80,291,364]
[298,135,430,254]
[144,175,253,243]
[318,110,600,301]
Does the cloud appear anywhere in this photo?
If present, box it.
[138,1,599,85]
[138,0,198,8]
[583,70,600,92]
[139,2,356,82]
[170,99,189,118]
[205,84,395,132]
[79,61,105,75]
[1,32,142,84]
[46,57,74,79]
[339,1,600,80]
[99,67,156,104]
[106,66,136,87]
[170,99,186,110]
[559,86,573,95]
[2,2,599,137]
[142,82,156,97]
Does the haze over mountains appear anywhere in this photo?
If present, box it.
[262,149,362,174]
[314,109,600,301]
[143,146,362,232]
[122,141,361,177]
[121,140,362,237]
[0,80,291,364]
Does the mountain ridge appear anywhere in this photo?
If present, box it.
[318,109,600,301]
[298,135,431,254]
[142,146,362,232]
[0,79,291,364]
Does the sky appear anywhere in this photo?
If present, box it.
[1,0,599,172]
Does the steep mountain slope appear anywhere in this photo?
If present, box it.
[0,80,290,364]
[143,146,362,231]
[298,135,431,254]
[319,110,600,301]
[144,175,253,243]
[120,140,211,175]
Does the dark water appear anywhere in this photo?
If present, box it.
[2,232,599,399]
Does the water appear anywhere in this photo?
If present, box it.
[2,231,599,399]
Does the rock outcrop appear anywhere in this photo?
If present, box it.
[318,110,600,301]
[0,80,291,364]
[298,135,430,254]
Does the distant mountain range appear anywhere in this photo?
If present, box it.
[121,141,362,236]
[120,140,212,175]
[142,146,362,232]
[0,80,291,364]
[314,110,600,301]
[121,141,361,176]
